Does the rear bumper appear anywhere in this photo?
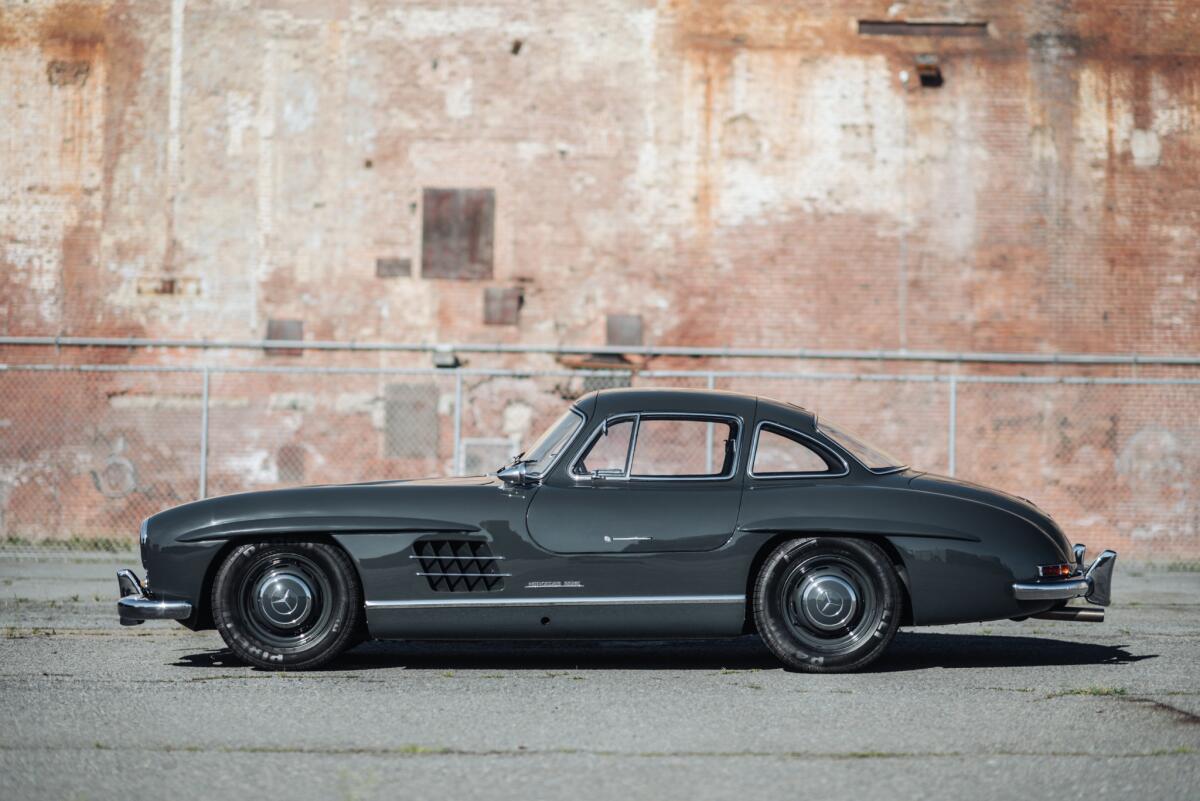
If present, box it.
[117,569,193,626]
[1011,548,1117,607]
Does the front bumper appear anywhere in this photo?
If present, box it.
[1011,548,1117,606]
[117,569,193,626]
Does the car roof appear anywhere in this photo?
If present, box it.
[582,387,816,430]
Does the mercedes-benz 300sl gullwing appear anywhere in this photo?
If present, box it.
[117,388,1117,673]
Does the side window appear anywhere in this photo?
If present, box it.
[573,420,634,476]
[752,426,836,476]
[630,418,737,478]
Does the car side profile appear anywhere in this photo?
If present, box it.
[117,388,1117,673]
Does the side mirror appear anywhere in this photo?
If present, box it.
[497,462,531,486]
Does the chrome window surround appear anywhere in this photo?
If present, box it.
[568,412,743,483]
[811,415,909,475]
[747,421,850,480]
[524,406,586,480]
[569,412,639,481]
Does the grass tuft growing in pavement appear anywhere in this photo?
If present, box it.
[1044,686,1127,700]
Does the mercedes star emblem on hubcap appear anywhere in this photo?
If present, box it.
[796,573,859,632]
[271,588,298,617]
[255,570,315,628]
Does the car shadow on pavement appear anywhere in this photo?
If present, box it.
[173,631,1155,672]
[874,631,1155,671]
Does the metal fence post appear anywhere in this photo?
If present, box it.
[453,368,463,476]
[947,374,957,477]
[199,365,210,499]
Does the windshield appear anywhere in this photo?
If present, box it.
[515,408,585,477]
[816,419,906,473]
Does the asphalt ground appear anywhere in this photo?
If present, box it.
[1,554,1197,801]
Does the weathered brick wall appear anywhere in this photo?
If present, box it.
[1,2,1198,557]
[2,1,1197,352]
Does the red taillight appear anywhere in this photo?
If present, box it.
[1037,563,1073,578]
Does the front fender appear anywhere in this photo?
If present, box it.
[139,478,532,630]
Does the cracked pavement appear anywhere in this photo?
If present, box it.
[1,555,1197,800]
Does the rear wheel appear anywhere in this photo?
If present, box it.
[753,537,901,673]
[212,539,362,670]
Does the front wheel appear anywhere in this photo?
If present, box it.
[212,539,363,670]
[753,537,901,673]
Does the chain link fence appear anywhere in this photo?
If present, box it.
[1,363,1197,567]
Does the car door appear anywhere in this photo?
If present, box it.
[525,413,745,553]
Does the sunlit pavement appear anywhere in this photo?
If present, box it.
[2,555,1197,801]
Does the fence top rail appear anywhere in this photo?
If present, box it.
[2,335,1199,367]
[5,363,1200,386]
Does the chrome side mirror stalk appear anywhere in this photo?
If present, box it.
[497,462,533,486]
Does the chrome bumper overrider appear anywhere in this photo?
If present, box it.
[117,569,192,626]
[1011,548,1117,607]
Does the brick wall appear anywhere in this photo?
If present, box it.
[2,1,1196,354]
[1,2,1199,556]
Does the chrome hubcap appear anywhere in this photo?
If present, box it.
[254,571,314,628]
[795,574,858,631]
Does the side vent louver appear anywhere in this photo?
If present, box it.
[411,539,508,593]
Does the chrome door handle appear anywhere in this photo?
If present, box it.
[604,536,652,543]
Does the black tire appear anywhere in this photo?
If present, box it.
[212,539,363,670]
[753,537,901,673]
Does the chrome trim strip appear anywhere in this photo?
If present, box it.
[408,554,506,561]
[1011,579,1089,601]
[746,420,850,480]
[117,594,193,621]
[415,572,513,578]
[365,594,746,610]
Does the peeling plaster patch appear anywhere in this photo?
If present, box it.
[222,450,278,485]
[109,395,249,410]
[517,141,549,161]
[335,392,385,428]
[1130,129,1161,167]
[4,243,60,324]
[502,402,534,440]
[444,76,473,119]
[225,91,254,156]
[282,75,318,134]
[268,393,315,412]
[1117,428,1184,486]
[392,7,504,38]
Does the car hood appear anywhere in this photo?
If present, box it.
[144,474,515,544]
[908,473,1071,558]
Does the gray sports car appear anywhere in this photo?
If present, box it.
[117,388,1116,672]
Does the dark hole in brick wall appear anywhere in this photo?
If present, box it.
[385,383,440,459]
[47,60,90,86]
[857,20,988,37]
[376,257,411,278]
[421,188,495,280]
[484,287,523,325]
[511,39,523,55]
[277,444,306,484]
[265,319,303,356]
[917,63,943,87]
[606,314,644,348]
